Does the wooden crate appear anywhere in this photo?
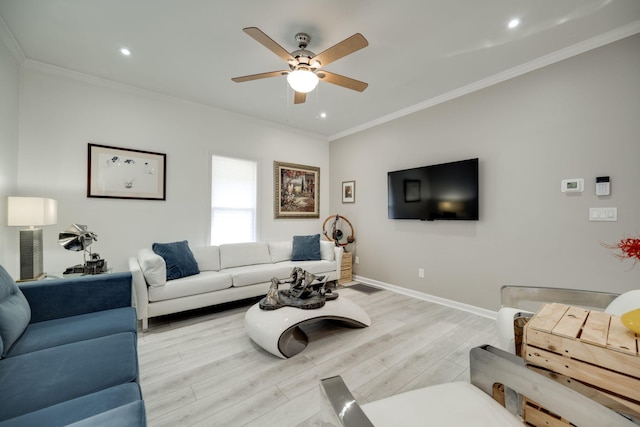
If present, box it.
[522,303,640,425]
[338,252,352,285]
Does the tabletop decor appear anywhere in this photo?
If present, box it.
[87,143,166,200]
[273,161,319,218]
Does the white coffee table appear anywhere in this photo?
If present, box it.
[244,296,371,358]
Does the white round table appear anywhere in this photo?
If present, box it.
[244,296,371,358]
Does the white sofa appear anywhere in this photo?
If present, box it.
[129,240,343,329]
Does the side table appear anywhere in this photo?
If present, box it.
[338,252,352,285]
[523,303,640,425]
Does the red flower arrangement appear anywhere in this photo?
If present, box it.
[603,235,640,267]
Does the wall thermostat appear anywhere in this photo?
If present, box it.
[596,176,610,196]
[561,178,584,193]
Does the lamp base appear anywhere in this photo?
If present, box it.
[19,228,44,281]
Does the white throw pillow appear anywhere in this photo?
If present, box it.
[269,241,293,263]
[138,248,166,287]
[320,240,335,261]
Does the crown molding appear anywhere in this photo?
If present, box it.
[329,20,640,142]
[0,14,25,63]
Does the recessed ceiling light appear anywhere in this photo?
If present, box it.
[319,112,327,119]
[120,47,132,56]
[508,18,520,29]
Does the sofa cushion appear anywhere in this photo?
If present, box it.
[66,401,146,427]
[6,307,137,358]
[191,246,221,271]
[148,271,232,302]
[292,234,321,261]
[277,260,336,276]
[0,383,142,427]
[153,240,200,281]
[269,241,293,263]
[320,240,335,261]
[0,332,138,421]
[225,264,293,288]
[0,266,31,358]
[137,248,166,287]
[219,242,271,269]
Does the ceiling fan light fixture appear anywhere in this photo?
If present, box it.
[287,69,319,93]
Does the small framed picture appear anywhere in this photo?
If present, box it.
[342,181,355,203]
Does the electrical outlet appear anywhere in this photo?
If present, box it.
[418,268,424,278]
[355,256,360,264]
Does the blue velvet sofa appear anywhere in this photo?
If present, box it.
[0,265,146,426]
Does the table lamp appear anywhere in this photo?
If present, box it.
[7,196,58,281]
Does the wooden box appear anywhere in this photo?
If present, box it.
[522,303,640,426]
[338,252,352,285]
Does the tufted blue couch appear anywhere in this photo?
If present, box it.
[0,265,146,426]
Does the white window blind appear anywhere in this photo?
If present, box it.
[210,155,257,245]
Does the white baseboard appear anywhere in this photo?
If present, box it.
[353,275,498,320]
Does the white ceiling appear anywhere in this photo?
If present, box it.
[1,0,639,139]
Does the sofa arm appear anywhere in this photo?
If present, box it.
[19,272,133,323]
[334,246,343,281]
[128,257,150,328]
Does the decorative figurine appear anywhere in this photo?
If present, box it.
[259,267,338,310]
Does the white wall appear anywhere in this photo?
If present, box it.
[330,34,640,311]
[0,32,20,268]
[13,66,330,277]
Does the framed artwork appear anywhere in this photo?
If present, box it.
[274,161,320,218]
[87,143,166,200]
[342,181,355,203]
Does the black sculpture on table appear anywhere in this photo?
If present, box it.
[259,267,338,310]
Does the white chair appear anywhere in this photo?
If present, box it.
[496,285,640,354]
[319,345,636,427]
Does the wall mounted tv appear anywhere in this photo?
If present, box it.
[387,158,479,221]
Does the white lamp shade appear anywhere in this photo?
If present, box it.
[7,197,58,227]
[287,69,319,93]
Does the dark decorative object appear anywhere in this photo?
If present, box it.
[58,224,108,275]
[259,267,338,310]
[322,214,355,247]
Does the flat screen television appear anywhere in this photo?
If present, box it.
[387,158,479,221]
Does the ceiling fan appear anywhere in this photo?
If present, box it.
[231,27,368,104]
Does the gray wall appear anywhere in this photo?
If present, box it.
[330,34,640,311]
[0,32,20,267]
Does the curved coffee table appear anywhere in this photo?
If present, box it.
[244,297,371,358]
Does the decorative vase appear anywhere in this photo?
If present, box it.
[620,308,640,335]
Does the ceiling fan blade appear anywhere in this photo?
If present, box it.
[294,91,306,104]
[312,33,368,67]
[243,27,295,63]
[318,71,368,92]
[232,70,288,83]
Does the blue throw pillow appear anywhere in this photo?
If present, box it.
[152,241,200,281]
[291,234,321,261]
[0,265,31,357]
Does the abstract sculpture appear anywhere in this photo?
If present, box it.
[58,224,108,275]
[259,267,338,310]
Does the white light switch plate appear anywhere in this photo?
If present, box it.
[589,207,617,221]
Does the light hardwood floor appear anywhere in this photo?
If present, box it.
[138,284,500,426]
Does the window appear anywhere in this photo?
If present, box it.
[210,155,257,245]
